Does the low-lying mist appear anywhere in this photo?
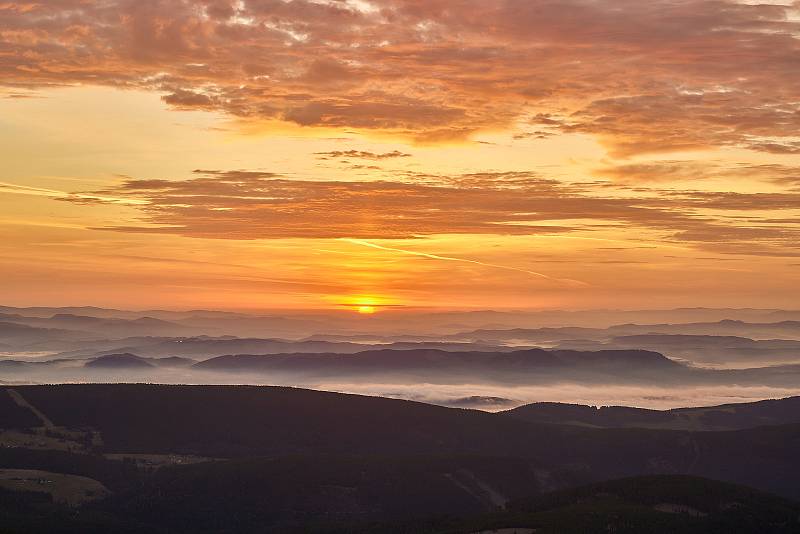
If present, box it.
[3,364,800,411]
[5,305,800,412]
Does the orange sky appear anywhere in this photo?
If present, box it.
[1,0,799,311]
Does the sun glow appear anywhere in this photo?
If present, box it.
[336,294,392,314]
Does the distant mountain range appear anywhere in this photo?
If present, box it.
[556,333,800,366]
[54,337,514,360]
[449,320,800,343]
[191,348,800,388]
[191,347,682,382]
[84,353,195,369]
[3,305,800,371]
[3,304,800,340]
[3,346,800,390]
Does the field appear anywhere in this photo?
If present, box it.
[0,468,108,505]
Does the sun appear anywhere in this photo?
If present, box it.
[334,294,393,314]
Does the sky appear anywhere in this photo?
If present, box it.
[1,0,799,312]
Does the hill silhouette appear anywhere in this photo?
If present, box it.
[504,396,800,431]
[193,348,680,380]
[4,384,800,500]
[1,385,800,531]
[84,353,155,368]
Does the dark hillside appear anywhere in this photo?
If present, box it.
[4,384,800,499]
[103,455,539,532]
[492,475,800,534]
[14,384,577,458]
[0,390,40,428]
[341,476,800,534]
[505,396,800,431]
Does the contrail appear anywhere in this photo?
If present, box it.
[342,238,589,287]
[0,181,146,205]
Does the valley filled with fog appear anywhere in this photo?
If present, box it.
[4,305,800,411]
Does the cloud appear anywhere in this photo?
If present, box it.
[62,169,800,257]
[597,161,800,187]
[0,181,146,205]
[72,170,586,239]
[342,238,588,287]
[162,88,219,109]
[315,149,412,160]
[564,92,800,157]
[2,0,800,153]
[596,161,722,183]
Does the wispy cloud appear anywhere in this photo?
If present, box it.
[342,238,589,287]
[62,169,800,258]
[315,150,412,160]
[0,181,147,205]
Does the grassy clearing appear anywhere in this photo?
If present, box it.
[0,468,109,505]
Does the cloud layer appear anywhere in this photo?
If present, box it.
[63,169,800,257]
[3,0,800,152]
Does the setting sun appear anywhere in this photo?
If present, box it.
[338,295,388,314]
